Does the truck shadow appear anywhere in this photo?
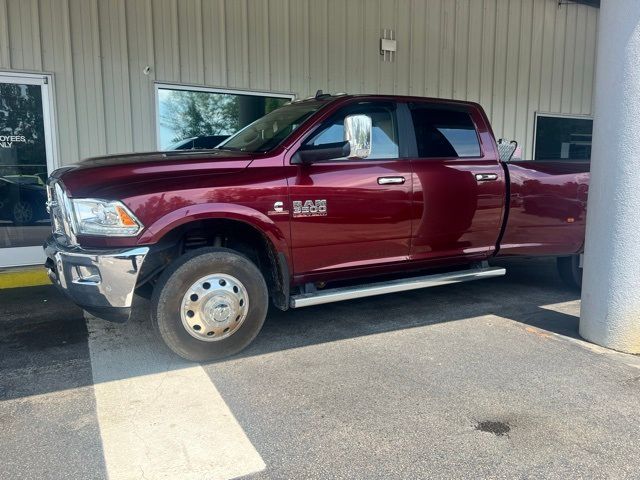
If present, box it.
[235,257,581,360]
[0,258,581,400]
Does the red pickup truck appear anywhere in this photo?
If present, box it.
[44,94,589,361]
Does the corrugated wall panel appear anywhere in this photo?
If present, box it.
[581,6,597,115]
[452,0,470,100]
[362,0,380,94]
[288,0,308,96]
[491,0,508,140]
[178,0,205,85]
[524,0,545,157]
[345,0,365,94]
[308,0,328,93]
[5,0,42,71]
[69,0,106,159]
[152,0,180,83]
[268,0,290,92]
[502,0,521,141]
[125,0,155,152]
[224,0,249,89]
[247,0,269,90]
[466,0,483,102]
[479,0,497,120]
[0,0,598,164]
[98,0,133,154]
[202,0,227,86]
[514,0,533,155]
[424,0,442,98]
[38,0,78,164]
[408,0,425,97]
[327,0,348,94]
[0,0,12,69]
[395,0,412,95]
[380,0,398,93]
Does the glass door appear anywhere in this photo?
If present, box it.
[0,73,57,267]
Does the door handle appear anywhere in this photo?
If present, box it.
[377,176,406,185]
[475,173,498,181]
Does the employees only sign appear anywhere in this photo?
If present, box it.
[0,135,27,148]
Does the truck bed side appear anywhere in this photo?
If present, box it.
[498,161,590,257]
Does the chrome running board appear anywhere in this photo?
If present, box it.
[290,266,506,308]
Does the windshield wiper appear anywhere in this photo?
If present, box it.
[215,146,242,151]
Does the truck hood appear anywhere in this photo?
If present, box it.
[52,149,257,198]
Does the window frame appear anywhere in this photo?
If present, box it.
[407,102,484,161]
[532,112,593,162]
[295,100,408,163]
[154,82,295,150]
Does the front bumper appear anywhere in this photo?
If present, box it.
[44,235,149,322]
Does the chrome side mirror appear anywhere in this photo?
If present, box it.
[344,114,372,158]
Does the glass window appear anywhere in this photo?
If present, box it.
[157,86,292,150]
[218,101,323,153]
[0,79,51,251]
[534,115,592,161]
[410,107,481,158]
[305,106,399,159]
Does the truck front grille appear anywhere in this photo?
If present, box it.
[46,180,77,245]
[47,182,63,235]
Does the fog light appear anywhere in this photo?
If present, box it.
[75,265,101,283]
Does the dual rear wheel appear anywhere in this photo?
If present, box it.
[557,255,583,290]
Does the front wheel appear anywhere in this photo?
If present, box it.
[557,255,582,290]
[151,247,268,362]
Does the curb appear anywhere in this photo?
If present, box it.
[0,267,51,289]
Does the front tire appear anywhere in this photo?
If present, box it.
[151,247,268,362]
[557,255,582,290]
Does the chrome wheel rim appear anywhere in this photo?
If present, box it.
[180,273,249,342]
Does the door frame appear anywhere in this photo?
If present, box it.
[285,100,414,280]
[0,71,58,268]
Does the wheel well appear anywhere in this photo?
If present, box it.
[139,218,289,310]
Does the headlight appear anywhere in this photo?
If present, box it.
[71,199,143,236]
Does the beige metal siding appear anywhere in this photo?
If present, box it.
[0,0,598,165]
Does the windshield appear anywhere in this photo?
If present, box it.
[166,137,196,150]
[217,101,323,153]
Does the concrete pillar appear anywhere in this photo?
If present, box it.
[580,0,640,353]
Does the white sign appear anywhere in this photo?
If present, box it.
[0,135,26,148]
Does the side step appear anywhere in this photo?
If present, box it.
[290,266,506,308]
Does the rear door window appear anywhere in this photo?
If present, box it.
[409,106,481,158]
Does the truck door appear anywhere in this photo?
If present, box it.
[407,102,506,262]
[286,101,412,280]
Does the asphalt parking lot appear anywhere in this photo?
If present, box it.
[1,258,640,479]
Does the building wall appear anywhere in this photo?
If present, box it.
[0,0,598,165]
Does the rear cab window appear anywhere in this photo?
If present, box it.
[409,104,481,159]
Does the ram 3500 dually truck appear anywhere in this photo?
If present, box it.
[44,94,589,361]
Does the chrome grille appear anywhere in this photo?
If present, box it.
[46,182,63,235]
[46,180,77,244]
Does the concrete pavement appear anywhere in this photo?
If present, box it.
[1,258,639,479]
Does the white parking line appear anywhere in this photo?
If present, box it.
[86,314,265,480]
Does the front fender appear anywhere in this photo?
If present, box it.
[138,202,290,256]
